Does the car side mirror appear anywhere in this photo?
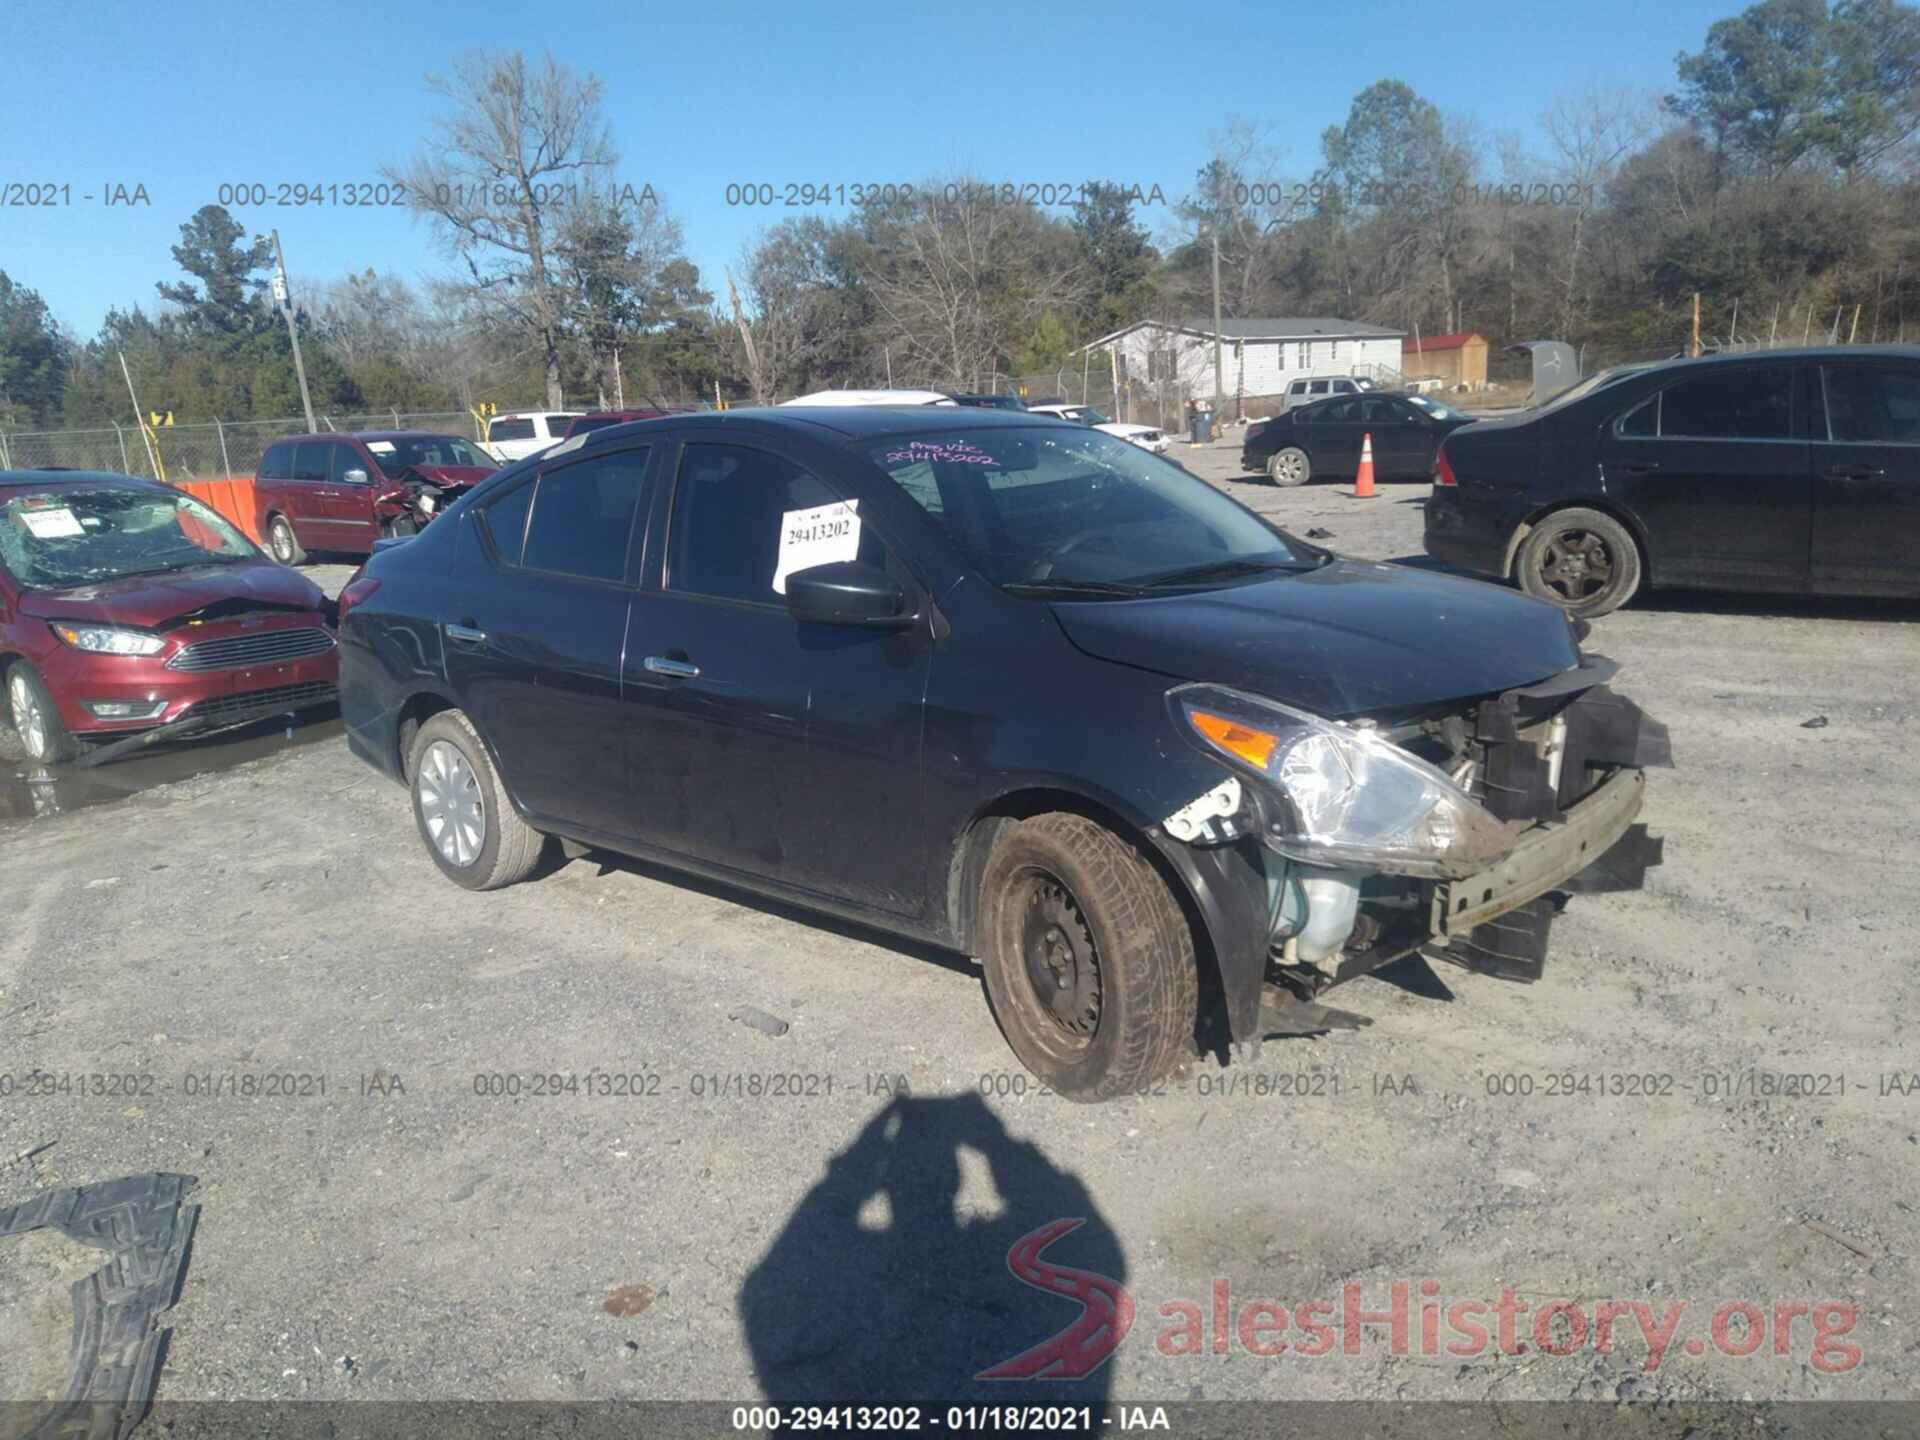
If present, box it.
[785,561,918,630]
[342,467,369,484]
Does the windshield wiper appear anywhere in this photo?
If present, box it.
[1001,578,1148,599]
[1131,557,1312,588]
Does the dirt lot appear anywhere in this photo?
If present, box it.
[3,441,1919,1416]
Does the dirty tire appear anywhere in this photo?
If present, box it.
[5,660,81,764]
[267,514,307,567]
[408,710,546,891]
[979,813,1197,1102]
[1268,447,1311,487]
[1516,506,1643,618]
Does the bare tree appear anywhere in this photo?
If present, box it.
[1542,87,1659,336]
[385,51,614,408]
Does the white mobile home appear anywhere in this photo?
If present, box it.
[1087,318,1405,416]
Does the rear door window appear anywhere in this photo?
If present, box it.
[519,449,650,583]
[1309,380,1330,396]
[1655,367,1794,440]
[1822,367,1920,444]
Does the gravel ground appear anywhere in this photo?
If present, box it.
[3,442,1919,1412]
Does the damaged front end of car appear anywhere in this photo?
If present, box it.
[1157,654,1670,1045]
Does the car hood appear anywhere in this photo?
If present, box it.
[1051,558,1579,717]
[408,465,495,485]
[1096,422,1159,438]
[20,560,326,627]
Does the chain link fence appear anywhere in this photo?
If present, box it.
[0,410,485,482]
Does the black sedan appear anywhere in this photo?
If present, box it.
[1242,392,1476,486]
[1425,345,1920,617]
[337,407,1663,1100]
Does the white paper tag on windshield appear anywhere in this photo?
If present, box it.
[773,499,860,594]
[19,507,84,539]
[365,440,396,454]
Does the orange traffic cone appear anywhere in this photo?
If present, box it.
[1352,432,1377,498]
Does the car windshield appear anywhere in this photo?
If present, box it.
[368,436,497,477]
[0,486,255,588]
[864,426,1319,594]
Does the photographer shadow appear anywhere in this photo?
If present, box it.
[739,1093,1126,1408]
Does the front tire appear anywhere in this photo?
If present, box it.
[1268,447,1311,487]
[267,515,308,567]
[978,813,1197,1102]
[5,662,80,764]
[1516,507,1643,618]
[408,711,546,890]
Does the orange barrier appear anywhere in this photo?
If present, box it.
[1352,433,1377,499]
[172,476,262,543]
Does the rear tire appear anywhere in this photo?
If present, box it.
[5,661,80,764]
[408,711,546,890]
[978,813,1197,1103]
[1516,507,1643,618]
[267,515,308,567]
[1268,447,1311,487]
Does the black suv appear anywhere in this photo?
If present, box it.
[1425,345,1920,616]
[337,408,1665,1100]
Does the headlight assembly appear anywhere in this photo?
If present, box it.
[49,622,165,656]
[1169,682,1515,878]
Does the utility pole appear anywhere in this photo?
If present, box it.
[117,351,159,477]
[271,231,317,433]
[1690,293,1702,358]
[1209,227,1226,415]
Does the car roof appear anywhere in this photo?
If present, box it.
[1635,344,1920,372]
[0,468,167,495]
[272,431,468,444]
[780,389,957,407]
[496,410,581,419]
[577,404,1053,447]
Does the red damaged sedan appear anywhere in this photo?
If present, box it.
[1,471,337,765]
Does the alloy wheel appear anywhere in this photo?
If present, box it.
[1269,449,1308,484]
[416,739,486,868]
[1018,875,1103,1040]
[271,524,293,563]
[8,674,48,761]
[1537,528,1615,601]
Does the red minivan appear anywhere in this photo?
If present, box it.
[253,431,497,565]
[1,471,337,764]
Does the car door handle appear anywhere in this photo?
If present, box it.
[642,655,700,678]
[1619,459,1661,473]
[445,622,486,645]
[1824,463,1886,481]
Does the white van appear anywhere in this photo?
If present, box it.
[1278,375,1377,412]
[484,411,583,463]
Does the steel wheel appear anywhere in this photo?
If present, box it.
[1268,448,1311,486]
[1017,872,1103,1044]
[9,671,49,761]
[1535,527,1615,602]
[416,738,486,868]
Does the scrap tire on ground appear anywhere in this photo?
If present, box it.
[408,710,547,891]
[267,515,308,567]
[1515,506,1644,618]
[978,812,1197,1103]
[4,660,81,764]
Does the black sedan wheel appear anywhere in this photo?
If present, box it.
[409,711,548,890]
[1267,448,1312,487]
[1516,507,1643,618]
[978,813,1197,1102]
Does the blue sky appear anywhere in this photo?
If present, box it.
[3,0,1739,335]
